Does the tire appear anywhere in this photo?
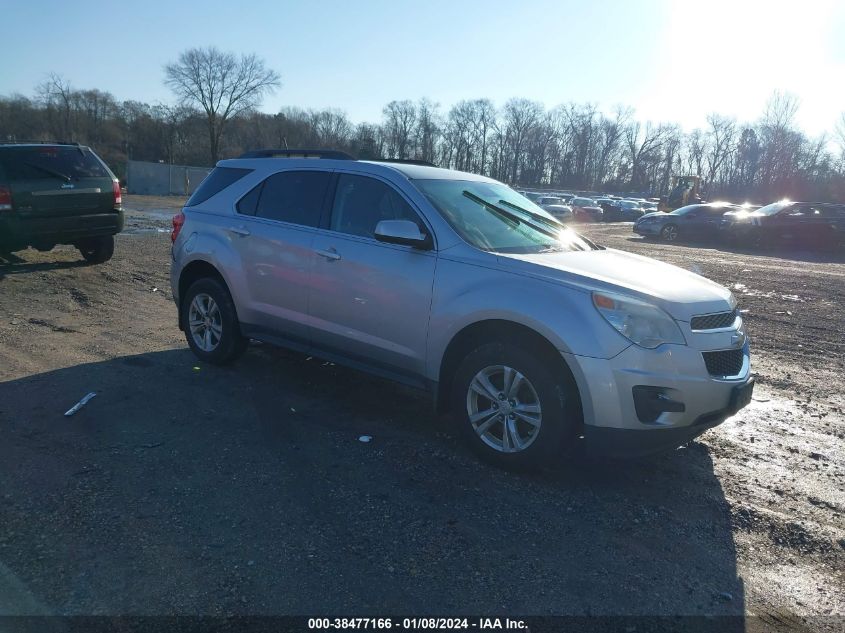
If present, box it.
[451,342,580,470]
[77,235,114,264]
[660,224,679,242]
[182,277,248,365]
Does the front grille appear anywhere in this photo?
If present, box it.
[702,349,744,377]
[691,310,737,330]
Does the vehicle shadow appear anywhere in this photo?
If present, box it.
[626,236,845,264]
[0,251,88,280]
[0,346,744,625]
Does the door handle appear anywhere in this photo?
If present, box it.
[316,248,341,261]
[228,226,251,237]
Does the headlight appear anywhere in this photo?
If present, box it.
[592,292,686,348]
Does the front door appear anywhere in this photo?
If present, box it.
[308,173,436,380]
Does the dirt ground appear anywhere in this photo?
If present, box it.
[0,195,842,629]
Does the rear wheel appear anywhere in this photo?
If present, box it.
[452,342,579,470]
[77,235,114,264]
[183,277,248,365]
[660,224,679,242]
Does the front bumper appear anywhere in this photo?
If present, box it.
[633,222,662,236]
[564,340,752,457]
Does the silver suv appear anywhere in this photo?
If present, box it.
[170,150,753,469]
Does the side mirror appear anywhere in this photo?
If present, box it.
[374,219,432,249]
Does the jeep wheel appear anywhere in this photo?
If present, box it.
[77,235,114,264]
[183,277,248,365]
[452,342,579,470]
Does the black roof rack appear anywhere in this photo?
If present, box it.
[373,158,438,167]
[0,140,82,146]
[238,148,354,160]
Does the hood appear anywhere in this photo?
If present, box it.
[499,248,733,321]
[637,211,664,221]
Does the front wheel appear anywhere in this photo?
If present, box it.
[183,277,248,365]
[660,224,679,242]
[77,235,114,263]
[452,342,580,470]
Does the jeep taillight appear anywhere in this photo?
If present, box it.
[0,186,12,212]
[171,211,185,243]
[112,180,122,208]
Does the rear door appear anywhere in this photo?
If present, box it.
[230,169,332,347]
[698,206,729,239]
[308,173,437,381]
[1,146,114,218]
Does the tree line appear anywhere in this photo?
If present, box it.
[1,48,844,203]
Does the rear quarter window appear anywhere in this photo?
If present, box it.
[186,167,253,207]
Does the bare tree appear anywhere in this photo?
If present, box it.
[164,47,280,163]
[415,98,440,164]
[37,73,74,140]
[501,98,543,183]
[704,114,737,189]
[835,113,845,158]
[382,100,417,159]
[625,120,668,189]
[311,109,352,148]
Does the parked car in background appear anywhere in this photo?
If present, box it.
[170,150,753,468]
[537,196,563,207]
[594,198,624,222]
[616,199,646,221]
[542,204,574,222]
[0,142,123,262]
[635,203,739,242]
[641,201,658,213]
[720,200,845,248]
[570,197,604,222]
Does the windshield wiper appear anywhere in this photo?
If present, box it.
[462,191,560,239]
[499,198,603,251]
[497,199,566,231]
[23,162,72,182]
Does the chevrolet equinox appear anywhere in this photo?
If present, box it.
[170,150,753,468]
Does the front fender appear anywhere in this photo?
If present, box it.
[426,257,630,380]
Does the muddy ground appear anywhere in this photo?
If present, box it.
[0,196,842,629]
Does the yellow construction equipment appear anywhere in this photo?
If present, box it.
[660,175,702,212]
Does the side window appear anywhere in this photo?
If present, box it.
[254,170,331,227]
[329,174,420,238]
[236,182,263,216]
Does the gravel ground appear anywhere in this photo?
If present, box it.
[0,196,842,629]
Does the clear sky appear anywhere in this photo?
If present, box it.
[2,0,843,136]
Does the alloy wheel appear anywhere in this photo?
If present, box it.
[188,293,223,352]
[466,365,542,453]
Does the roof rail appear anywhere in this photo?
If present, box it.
[0,140,82,146]
[374,158,438,167]
[238,148,354,160]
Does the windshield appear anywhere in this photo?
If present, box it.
[414,179,598,254]
[620,200,640,208]
[753,201,792,216]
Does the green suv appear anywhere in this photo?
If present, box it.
[0,143,124,263]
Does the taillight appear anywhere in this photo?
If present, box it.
[171,212,185,243]
[112,180,122,208]
[0,185,12,212]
